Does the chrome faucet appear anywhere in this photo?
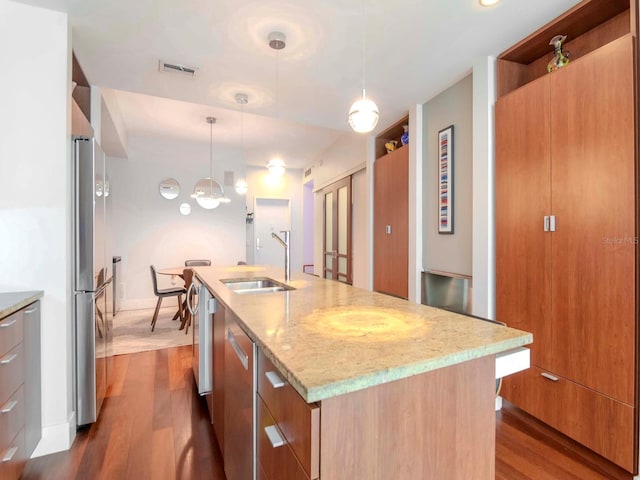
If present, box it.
[271,230,290,283]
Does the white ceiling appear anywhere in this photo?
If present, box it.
[18,0,582,167]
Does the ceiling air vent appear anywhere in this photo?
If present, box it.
[158,60,197,77]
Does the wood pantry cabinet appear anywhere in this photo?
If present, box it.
[374,117,409,299]
[495,1,637,472]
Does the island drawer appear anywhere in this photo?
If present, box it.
[0,386,24,451]
[0,343,24,404]
[0,428,26,480]
[257,396,309,480]
[0,310,23,357]
[257,349,319,479]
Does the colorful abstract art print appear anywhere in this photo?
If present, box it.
[438,125,454,234]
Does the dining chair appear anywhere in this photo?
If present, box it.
[185,259,212,266]
[149,265,185,331]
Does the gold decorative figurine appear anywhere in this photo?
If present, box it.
[547,35,570,73]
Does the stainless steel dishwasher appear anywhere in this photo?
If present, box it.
[224,312,256,480]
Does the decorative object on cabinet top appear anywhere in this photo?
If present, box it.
[547,35,570,72]
[0,291,44,318]
[384,140,398,153]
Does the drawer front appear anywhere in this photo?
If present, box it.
[502,365,636,472]
[257,397,309,480]
[0,428,26,480]
[0,386,24,451]
[257,350,320,479]
[0,343,25,403]
[0,310,23,357]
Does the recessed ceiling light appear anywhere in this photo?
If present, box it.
[479,0,500,6]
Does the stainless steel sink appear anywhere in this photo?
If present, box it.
[221,277,295,294]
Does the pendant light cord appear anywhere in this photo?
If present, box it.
[209,120,214,188]
[361,0,366,99]
[275,48,280,158]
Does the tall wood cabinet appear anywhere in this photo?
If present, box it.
[374,117,409,299]
[496,0,638,473]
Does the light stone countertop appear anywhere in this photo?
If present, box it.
[0,291,44,319]
[194,265,532,403]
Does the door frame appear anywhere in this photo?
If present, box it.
[322,177,352,284]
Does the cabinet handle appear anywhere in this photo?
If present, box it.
[264,425,285,448]
[385,225,392,235]
[227,329,249,370]
[543,216,550,232]
[0,318,17,328]
[1,400,17,414]
[24,306,38,314]
[549,215,556,232]
[2,446,18,463]
[541,372,559,382]
[266,371,286,389]
[0,353,17,365]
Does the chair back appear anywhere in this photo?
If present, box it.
[185,259,211,266]
[150,265,160,295]
[237,261,247,265]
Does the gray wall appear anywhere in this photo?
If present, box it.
[422,74,473,276]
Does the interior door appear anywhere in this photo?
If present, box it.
[322,177,352,283]
[254,198,290,267]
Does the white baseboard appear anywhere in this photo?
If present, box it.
[31,411,76,458]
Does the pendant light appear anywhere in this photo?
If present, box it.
[348,0,379,133]
[235,93,249,195]
[192,116,226,209]
[267,31,286,177]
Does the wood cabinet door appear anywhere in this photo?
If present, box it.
[373,147,408,299]
[495,76,552,369]
[549,35,636,405]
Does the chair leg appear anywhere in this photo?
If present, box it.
[177,294,184,326]
[151,297,163,332]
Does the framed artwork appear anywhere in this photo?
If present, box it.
[438,125,454,234]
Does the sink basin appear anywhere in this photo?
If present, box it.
[221,277,295,294]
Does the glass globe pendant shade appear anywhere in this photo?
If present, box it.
[348,96,379,133]
[267,157,286,177]
[235,179,248,195]
[192,177,224,209]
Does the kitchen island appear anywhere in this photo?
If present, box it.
[194,265,532,480]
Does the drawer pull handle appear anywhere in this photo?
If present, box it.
[227,329,249,370]
[264,425,285,448]
[541,372,559,382]
[0,318,17,328]
[2,446,18,463]
[266,371,286,389]
[24,307,38,314]
[0,353,17,365]
[1,400,17,414]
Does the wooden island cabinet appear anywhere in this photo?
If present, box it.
[495,0,638,473]
[194,265,531,480]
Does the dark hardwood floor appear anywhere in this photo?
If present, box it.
[22,346,225,480]
[22,347,634,479]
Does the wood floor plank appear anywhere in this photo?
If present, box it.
[107,353,130,397]
[168,346,186,390]
[150,427,177,480]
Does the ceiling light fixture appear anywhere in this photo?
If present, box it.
[267,31,286,178]
[348,0,379,134]
[192,116,226,209]
[235,93,249,195]
[479,0,500,6]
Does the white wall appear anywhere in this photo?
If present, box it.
[109,136,246,309]
[422,74,473,276]
[245,166,304,273]
[0,0,74,455]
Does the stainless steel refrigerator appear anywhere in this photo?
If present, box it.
[72,136,113,427]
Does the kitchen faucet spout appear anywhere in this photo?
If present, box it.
[271,231,290,282]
